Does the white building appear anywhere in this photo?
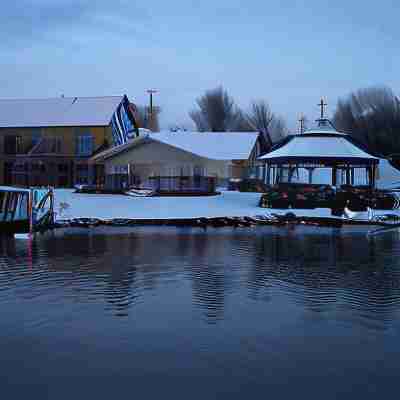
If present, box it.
[92,131,267,191]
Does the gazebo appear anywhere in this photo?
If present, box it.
[259,119,379,188]
[256,101,399,211]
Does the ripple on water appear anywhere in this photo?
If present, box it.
[1,227,400,328]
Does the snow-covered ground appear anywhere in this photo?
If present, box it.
[53,189,400,222]
[54,190,264,220]
[50,158,400,221]
[377,159,400,189]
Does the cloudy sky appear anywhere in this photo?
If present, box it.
[1,0,399,130]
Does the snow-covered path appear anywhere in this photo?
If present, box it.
[54,190,264,220]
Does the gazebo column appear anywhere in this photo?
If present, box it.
[345,166,351,185]
[278,167,283,184]
[366,167,371,187]
[272,166,278,185]
[332,166,337,186]
[288,165,295,183]
[306,168,314,184]
[265,164,270,185]
[369,164,377,188]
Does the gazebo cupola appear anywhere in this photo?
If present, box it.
[259,99,379,188]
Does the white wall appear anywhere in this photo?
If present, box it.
[104,140,233,180]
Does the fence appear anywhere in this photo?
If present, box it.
[148,176,216,193]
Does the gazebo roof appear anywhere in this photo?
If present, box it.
[259,120,379,165]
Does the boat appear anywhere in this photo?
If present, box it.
[0,186,55,235]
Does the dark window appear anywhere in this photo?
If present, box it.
[4,135,22,154]
[13,162,27,172]
[58,163,69,173]
[31,163,46,173]
[76,135,94,156]
[76,164,89,184]
[50,138,62,153]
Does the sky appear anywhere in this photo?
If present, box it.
[1,0,399,131]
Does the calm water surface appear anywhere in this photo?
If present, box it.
[1,226,400,399]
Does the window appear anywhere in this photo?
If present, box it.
[31,163,46,173]
[75,164,90,184]
[76,135,94,156]
[4,135,22,154]
[58,163,69,174]
[51,137,62,154]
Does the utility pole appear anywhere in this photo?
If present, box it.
[146,89,158,130]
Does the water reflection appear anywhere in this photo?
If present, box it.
[1,227,400,327]
[244,228,400,329]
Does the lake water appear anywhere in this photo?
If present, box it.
[1,226,400,399]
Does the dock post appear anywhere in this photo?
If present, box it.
[28,188,34,234]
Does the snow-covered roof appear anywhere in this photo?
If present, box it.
[259,135,378,163]
[151,131,259,160]
[303,129,344,135]
[0,96,124,128]
[91,135,148,162]
[302,118,345,135]
[92,131,260,162]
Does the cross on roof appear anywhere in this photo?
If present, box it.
[318,98,327,119]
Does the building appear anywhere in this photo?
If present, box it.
[0,95,138,187]
[91,131,268,193]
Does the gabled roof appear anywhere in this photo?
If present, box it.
[92,131,260,162]
[0,96,124,128]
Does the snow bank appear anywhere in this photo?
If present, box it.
[377,159,400,189]
[53,189,399,222]
[54,190,263,220]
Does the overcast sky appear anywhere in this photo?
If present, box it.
[1,0,399,131]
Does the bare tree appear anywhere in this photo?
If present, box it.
[246,101,273,131]
[334,86,400,156]
[244,100,287,146]
[268,116,288,142]
[134,105,161,132]
[189,90,288,150]
[231,109,255,132]
[189,86,241,131]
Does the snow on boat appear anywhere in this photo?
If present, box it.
[125,188,156,197]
